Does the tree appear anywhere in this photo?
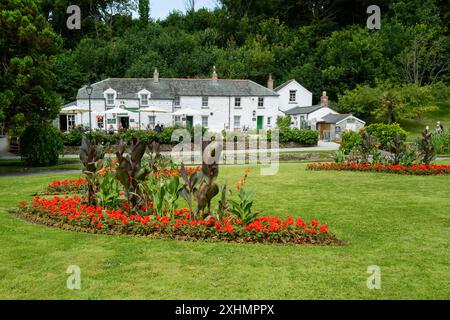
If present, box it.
[0,0,62,128]
[185,0,195,13]
[139,0,150,25]
[399,24,449,85]
[337,82,436,124]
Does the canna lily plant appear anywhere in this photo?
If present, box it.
[115,138,149,208]
[79,136,106,204]
[193,141,222,217]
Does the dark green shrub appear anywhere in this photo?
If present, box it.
[340,131,363,154]
[279,128,319,145]
[365,123,407,150]
[62,128,83,146]
[20,123,64,166]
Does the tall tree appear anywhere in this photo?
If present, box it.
[139,0,150,24]
[0,0,62,128]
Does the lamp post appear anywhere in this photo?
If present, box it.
[86,84,93,134]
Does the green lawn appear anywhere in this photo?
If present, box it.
[400,98,450,141]
[0,163,449,299]
[0,158,82,174]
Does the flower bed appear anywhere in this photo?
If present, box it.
[44,179,87,194]
[17,196,342,245]
[307,162,450,175]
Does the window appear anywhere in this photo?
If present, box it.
[106,93,115,105]
[234,97,241,108]
[174,96,180,106]
[140,94,148,106]
[202,116,209,128]
[267,117,271,126]
[174,116,182,125]
[289,90,296,102]
[234,115,241,129]
[335,126,342,133]
[300,116,307,129]
[67,115,75,129]
[202,96,209,107]
[148,116,155,128]
[258,97,264,108]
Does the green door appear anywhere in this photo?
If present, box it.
[257,116,264,130]
[186,116,193,129]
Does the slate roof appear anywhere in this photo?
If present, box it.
[77,78,279,100]
[284,105,323,115]
[62,101,77,108]
[321,114,353,124]
[274,79,296,92]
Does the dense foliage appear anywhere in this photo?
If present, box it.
[338,126,437,167]
[36,0,449,108]
[0,0,62,128]
[20,122,64,166]
[365,123,407,150]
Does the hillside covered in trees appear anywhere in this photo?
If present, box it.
[1,0,449,128]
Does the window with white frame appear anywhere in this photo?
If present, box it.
[148,116,155,128]
[234,115,241,129]
[174,96,180,107]
[234,97,241,108]
[106,93,115,105]
[67,115,75,129]
[258,97,264,108]
[140,94,149,106]
[202,116,209,128]
[174,116,182,125]
[289,90,296,102]
[300,115,307,129]
[202,96,209,107]
[267,117,271,126]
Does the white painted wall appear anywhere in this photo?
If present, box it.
[68,95,280,133]
[276,80,313,112]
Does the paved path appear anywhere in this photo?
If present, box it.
[0,169,81,178]
[0,141,340,160]
[0,136,18,159]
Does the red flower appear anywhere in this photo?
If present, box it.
[320,225,328,233]
[97,222,103,229]
[311,219,320,227]
[19,201,27,207]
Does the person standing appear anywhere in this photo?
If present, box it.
[436,121,444,134]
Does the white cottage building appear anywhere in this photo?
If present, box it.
[59,68,285,133]
[58,67,364,141]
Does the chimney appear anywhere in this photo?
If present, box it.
[212,65,218,82]
[267,73,274,90]
[320,91,328,107]
[153,67,159,83]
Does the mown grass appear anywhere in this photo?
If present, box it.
[0,163,449,299]
[0,158,82,175]
[401,99,450,141]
